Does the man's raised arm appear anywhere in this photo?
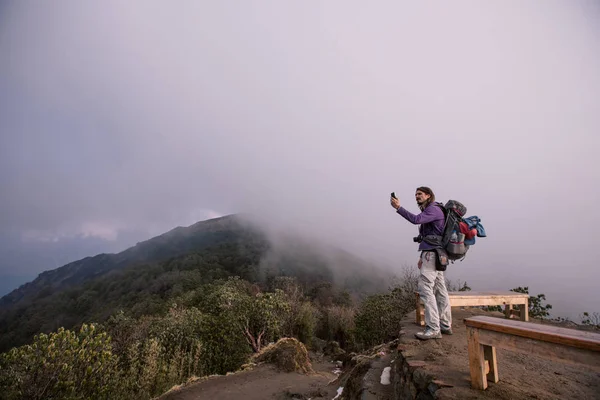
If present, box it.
[396,206,440,225]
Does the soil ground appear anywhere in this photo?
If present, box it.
[159,308,600,400]
[158,352,341,400]
[399,308,600,400]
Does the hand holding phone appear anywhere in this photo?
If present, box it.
[390,192,400,210]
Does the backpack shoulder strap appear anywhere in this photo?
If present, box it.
[435,202,448,218]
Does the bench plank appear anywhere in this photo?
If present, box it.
[415,292,529,326]
[465,316,600,352]
[449,297,528,307]
[449,291,529,299]
[466,317,600,390]
[477,328,600,369]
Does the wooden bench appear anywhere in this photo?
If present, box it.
[415,291,529,326]
[465,315,600,390]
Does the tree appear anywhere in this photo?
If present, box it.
[269,277,304,337]
[511,286,552,319]
[580,312,600,328]
[214,277,291,352]
[445,278,471,292]
[309,282,336,307]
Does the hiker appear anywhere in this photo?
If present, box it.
[390,187,453,340]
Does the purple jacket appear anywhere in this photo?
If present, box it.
[397,203,445,251]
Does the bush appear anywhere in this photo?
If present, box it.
[353,267,418,349]
[354,288,410,348]
[117,306,206,398]
[446,279,471,292]
[319,305,356,350]
[294,302,319,347]
[471,286,553,318]
[390,266,420,311]
[0,324,120,400]
[195,313,251,375]
[580,312,600,328]
[101,304,251,398]
[510,287,552,319]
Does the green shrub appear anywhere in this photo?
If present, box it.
[295,302,319,347]
[318,305,356,350]
[354,290,408,348]
[0,324,120,400]
[510,287,553,319]
[579,312,600,328]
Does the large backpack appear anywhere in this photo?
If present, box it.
[438,200,469,261]
[422,199,485,263]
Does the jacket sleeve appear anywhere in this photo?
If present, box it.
[396,206,441,225]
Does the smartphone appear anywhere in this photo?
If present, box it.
[391,192,397,199]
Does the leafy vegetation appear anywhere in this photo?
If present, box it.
[0,216,391,353]
[483,286,553,319]
[354,269,419,347]
[2,215,593,399]
[0,324,120,400]
[0,271,417,399]
[510,286,553,319]
[0,215,400,398]
[1,261,596,400]
[580,312,600,328]
[446,279,471,292]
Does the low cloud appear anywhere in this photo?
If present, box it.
[1,1,599,318]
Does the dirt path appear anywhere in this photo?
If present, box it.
[159,355,341,400]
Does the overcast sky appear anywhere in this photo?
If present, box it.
[1,1,599,318]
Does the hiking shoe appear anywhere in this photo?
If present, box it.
[415,329,442,340]
[441,328,453,335]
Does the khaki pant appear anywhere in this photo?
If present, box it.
[418,251,452,332]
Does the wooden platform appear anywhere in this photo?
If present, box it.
[465,315,600,390]
[415,291,529,326]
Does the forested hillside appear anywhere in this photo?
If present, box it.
[0,215,411,399]
[0,215,391,352]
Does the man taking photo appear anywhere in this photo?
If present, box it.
[390,187,453,340]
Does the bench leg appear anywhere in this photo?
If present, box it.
[520,300,529,322]
[467,326,489,390]
[483,345,499,383]
[504,304,513,319]
[415,292,425,326]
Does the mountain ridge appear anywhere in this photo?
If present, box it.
[0,213,392,352]
[0,214,257,306]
